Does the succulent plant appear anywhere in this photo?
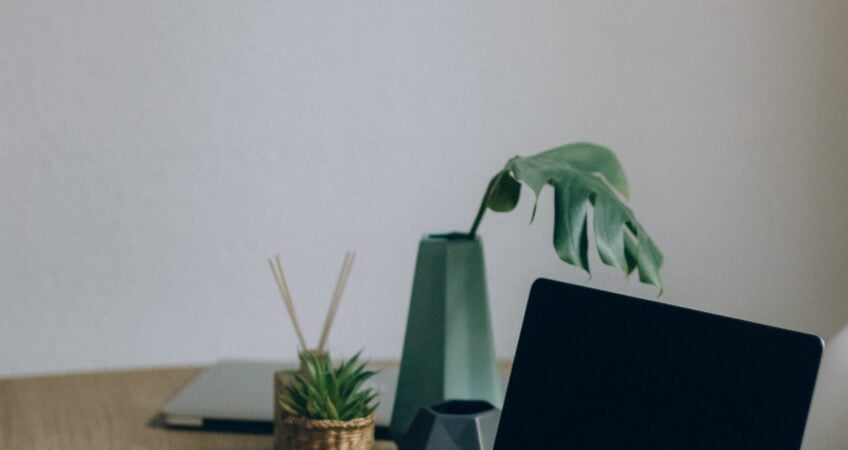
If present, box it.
[279,351,379,421]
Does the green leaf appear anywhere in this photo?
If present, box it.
[279,395,306,416]
[326,371,340,404]
[552,175,591,271]
[287,384,309,407]
[593,191,631,272]
[281,351,380,421]
[484,169,521,212]
[335,350,362,384]
[342,370,376,398]
[503,143,663,291]
[325,395,340,420]
[509,143,630,198]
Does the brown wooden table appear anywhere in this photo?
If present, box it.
[0,366,397,449]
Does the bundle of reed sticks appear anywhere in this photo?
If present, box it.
[268,252,356,352]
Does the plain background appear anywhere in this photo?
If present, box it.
[1,1,847,377]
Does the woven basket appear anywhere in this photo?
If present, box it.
[274,412,376,450]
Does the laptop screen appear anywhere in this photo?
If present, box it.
[495,279,822,449]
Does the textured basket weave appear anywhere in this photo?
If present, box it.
[275,412,376,450]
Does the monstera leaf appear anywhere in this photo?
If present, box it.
[469,143,663,292]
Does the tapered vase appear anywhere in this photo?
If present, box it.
[390,233,502,439]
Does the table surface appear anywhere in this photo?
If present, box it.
[0,365,399,450]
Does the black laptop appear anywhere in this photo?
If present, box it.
[494,279,823,449]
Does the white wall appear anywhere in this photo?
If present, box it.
[1,1,846,377]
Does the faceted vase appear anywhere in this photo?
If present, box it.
[390,233,502,439]
[397,400,501,450]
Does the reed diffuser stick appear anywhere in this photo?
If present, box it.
[269,256,309,350]
[317,251,356,352]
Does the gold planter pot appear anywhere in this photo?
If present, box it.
[275,413,376,450]
[274,369,376,450]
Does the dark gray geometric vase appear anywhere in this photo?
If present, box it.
[397,400,501,450]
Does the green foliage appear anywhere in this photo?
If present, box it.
[279,351,379,421]
[470,143,663,293]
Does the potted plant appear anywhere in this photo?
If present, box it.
[276,351,379,450]
[391,143,664,438]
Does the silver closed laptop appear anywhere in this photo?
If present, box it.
[159,360,400,432]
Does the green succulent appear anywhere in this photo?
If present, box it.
[279,351,379,421]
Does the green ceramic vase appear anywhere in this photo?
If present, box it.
[390,233,503,439]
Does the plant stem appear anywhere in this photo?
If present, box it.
[468,160,514,239]
[467,188,489,238]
